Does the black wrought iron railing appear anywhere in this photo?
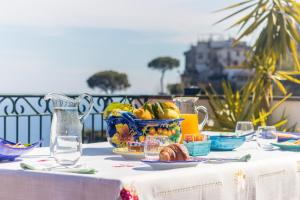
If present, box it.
[0,95,172,146]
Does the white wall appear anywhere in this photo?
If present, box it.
[197,97,300,130]
[270,99,300,130]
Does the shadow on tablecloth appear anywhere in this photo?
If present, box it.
[0,158,23,163]
[104,156,127,161]
[133,166,155,171]
[82,147,114,156]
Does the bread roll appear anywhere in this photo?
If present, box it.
[159,144,189,161]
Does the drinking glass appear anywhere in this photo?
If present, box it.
[53,136,82,166]
[144,135,170,160]
[235,121,254,137]
[256,126,277,150]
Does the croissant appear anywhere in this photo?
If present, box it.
[159,144,189,161]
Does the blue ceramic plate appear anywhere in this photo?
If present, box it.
[276,132,300,142]
[271,142,300,151]
[0,139,41,161]
[141,157,207,170]
[209,135,246,151]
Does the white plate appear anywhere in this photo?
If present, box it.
[113,148,145,160]
[141,158,206,170]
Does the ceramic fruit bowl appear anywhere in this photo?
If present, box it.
[106,112,183,148]
[0,139,41,161]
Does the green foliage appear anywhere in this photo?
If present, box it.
[148,57,180,94]
[167,83,184,95]
[208,0,300,131]
[215,0,300,103]
[206,81,291,131]
[148,57,180,71]
[215,0,300,69]
[87,70,130,94]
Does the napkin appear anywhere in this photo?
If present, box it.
[204,154,251,163]
[20,162,97,174]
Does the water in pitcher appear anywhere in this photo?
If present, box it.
[44,93,94,165]
[49,107,83,156]
[53,135,82,166]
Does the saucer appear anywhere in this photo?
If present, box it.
[113,148,145,160]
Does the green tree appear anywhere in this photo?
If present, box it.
[167,83,184,95]
[148,57,180,94]
[87,70,130,94]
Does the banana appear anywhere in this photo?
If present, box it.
[162,109,180,119]
[156,102,165,117]
[151,103,159,119]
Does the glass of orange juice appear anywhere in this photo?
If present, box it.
[173,97,208,143]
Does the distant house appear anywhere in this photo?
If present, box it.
[181,38,250,92]
[224,67,254,89]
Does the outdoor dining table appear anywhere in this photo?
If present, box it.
[0,140,300,200]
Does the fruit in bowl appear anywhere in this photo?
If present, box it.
[133,108,152,120]
[105,101,183,148]
[4,143,32,148]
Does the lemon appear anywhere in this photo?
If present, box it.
[161,102,180,114]
[159,109,180,119]
[133,108,152,120]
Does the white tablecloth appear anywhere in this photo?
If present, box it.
[0,141,300,200]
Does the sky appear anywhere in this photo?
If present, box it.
[0,0,240,95]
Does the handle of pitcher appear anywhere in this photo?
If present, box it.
[78,94,94,122]
[195,106,208,130]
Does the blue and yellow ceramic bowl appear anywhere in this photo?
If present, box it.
[209,135,245,151]
[105,112,183,148]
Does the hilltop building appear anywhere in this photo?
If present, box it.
[182,38,252,93]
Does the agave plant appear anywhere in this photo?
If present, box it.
[206,81,291,131]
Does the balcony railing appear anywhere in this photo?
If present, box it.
[0,95,173,146]
[1,94,299,146]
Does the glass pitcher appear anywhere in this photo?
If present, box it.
[173,97,208,143]
[44,93,94,160]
